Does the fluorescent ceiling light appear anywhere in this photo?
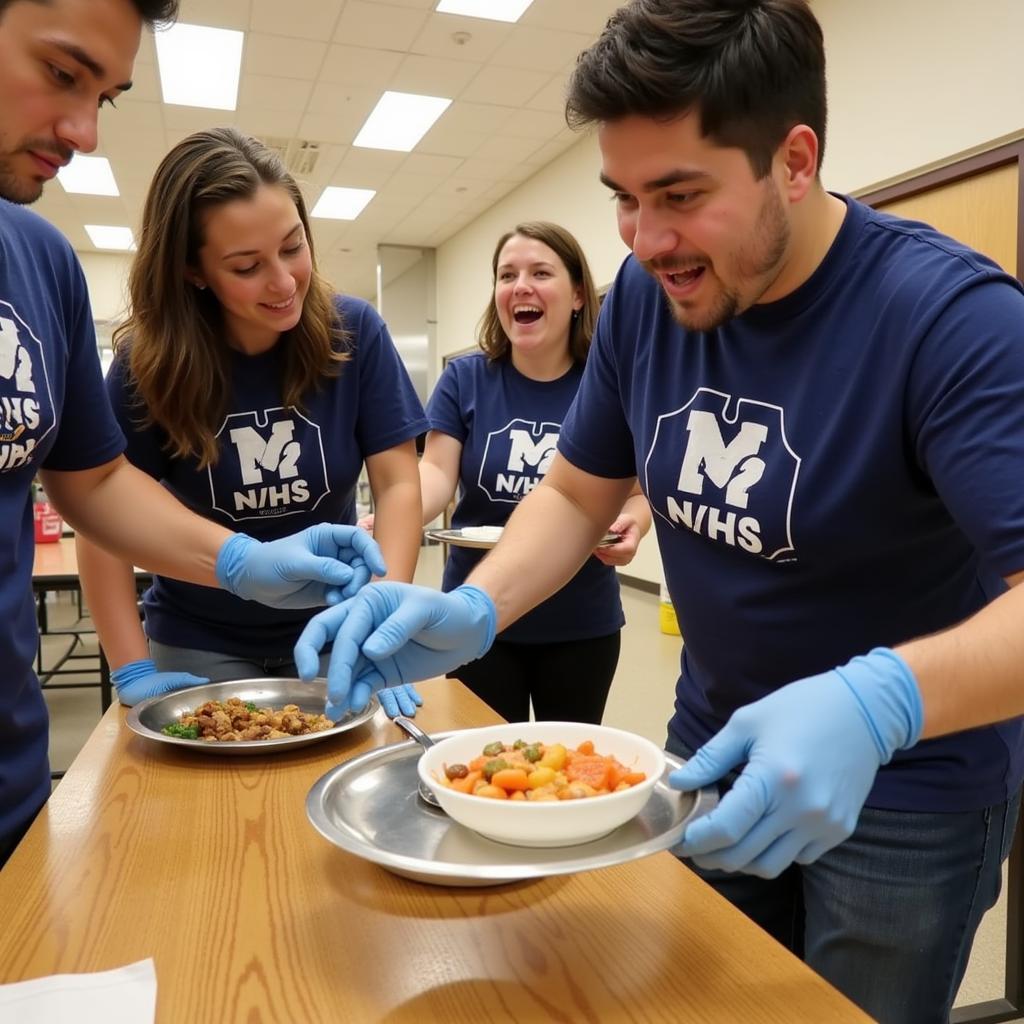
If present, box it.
[435,0,534,21]
[311,187,376,220]
[154,22,243,110]
[57,156,119,196]
[84,225,136,251]
[353,91,452,152]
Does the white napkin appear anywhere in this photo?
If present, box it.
[0,958,156,1024]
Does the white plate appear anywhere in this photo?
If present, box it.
[425,527,621,551]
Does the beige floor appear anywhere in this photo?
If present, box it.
[39,542,1012,1012]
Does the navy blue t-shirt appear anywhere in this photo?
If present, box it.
[0,201,125,842]
[560,195,1024,813]
[428,352,623,643]
[108,295,428,658]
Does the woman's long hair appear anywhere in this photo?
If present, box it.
[114,127,348,467]
[477,221,600,364]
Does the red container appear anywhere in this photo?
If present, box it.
[33,501,62,543]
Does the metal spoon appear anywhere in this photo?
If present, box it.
[394,716,443,809]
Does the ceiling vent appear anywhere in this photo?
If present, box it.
[257,136,322,177]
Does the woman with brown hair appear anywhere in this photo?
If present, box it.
[77,128,427,720]
[365,222,651,723]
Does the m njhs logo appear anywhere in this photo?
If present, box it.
[644,388,800,560]
[478,418,560,504]
[209,407,329,521]
[0,306,55,472]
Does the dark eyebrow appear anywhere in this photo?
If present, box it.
[52,40,133,92]
[600,168,710,194]
[496,261,556,272]
[222,223,303,261]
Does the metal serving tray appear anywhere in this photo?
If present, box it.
[306,736,717,886]
[126,678,377,756]
[425,527,621,551]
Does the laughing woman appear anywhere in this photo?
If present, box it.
[77,128,427,717]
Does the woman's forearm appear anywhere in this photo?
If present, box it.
[419,460,456,524]
[76,534,151,669]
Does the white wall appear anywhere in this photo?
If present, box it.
[78,252,132,324]
[434,0,1024,585]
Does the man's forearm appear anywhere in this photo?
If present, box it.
[468,466,632,631]
[897,570,1024,739]
[42,460,231,587]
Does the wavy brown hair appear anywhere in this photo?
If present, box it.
[114,127,348,467]
[477,221,599,364]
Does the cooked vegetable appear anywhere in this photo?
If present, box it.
[445,763,469,780]
[162,722,199,739]
[482,741,505,757]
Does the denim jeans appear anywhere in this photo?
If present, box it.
[149,639,331,682]
[666,731,1022,1024]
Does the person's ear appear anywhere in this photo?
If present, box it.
[776,124,819,203]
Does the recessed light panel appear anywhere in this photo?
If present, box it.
[435,0,534,22]
[154,22,243,110]
[57,156,119,196]
[353,92,452,152]
[84,225,136,251]
[311,187,376,220]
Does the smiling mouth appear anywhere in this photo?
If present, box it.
[513,304,542,324]
[261,295,296,311]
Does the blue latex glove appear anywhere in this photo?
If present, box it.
[294,582,496,719]
[669,648,923,879]
[111,658,210,707]
[378,683,423,719]
[215,524,387,609]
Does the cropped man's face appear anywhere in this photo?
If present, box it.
[599,111,793,332]
[0,0,140,204]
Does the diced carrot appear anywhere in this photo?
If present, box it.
[490,768,530,792]
[566,756,611,790]
[622,771,647,785]
[475,784,509,799]
[450,769,483,794]
[576,740,595,756]
[509,790,527,801]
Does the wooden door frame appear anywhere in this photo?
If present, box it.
[857,139,1024,284]
[862,142,1024,1024]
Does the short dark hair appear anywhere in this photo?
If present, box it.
[0,0,179,28]
[477,221,600,365]
[566,0,827,178]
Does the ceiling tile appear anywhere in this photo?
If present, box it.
[524,70,571,113]
[238,75,313,112]
[250,0,345,40]
[399,153,465,178]
[416,121,489,158]
[488,26,594,73]
[519,0,623,34]
[332,148,408,185]
[459,64,550,106]
[318,45,404,90]
[235,107,304,139]
[178,0,252,31]
[244,34,328,80]
[333,2,430,50]
[433,101,517,135]
[408,13,513,64]
[454,157,522,182]
[381,172,450,201]
[499,107,568,141]
[162,105,240,133]
[389,54,480,96]
[471,133,544,163]
[120,62,162,104]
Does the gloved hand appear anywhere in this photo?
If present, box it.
[294,582,496,719]
[215,524,387,609]
[111,658,210,707]
[669,647,923,879]
[378,683,423,719]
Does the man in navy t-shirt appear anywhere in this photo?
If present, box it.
[0,0,387,863]
[299,1,1024,1019]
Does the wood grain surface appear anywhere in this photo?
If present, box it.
[0,678,871,1023]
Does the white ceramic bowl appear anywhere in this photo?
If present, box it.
[417,721,665,848]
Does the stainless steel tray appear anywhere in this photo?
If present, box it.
[306,734,717,886]
[126,678,378,756]
[425,527,620,551]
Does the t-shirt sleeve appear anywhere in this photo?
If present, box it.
[558,275,638,479]
[41,256,125,471]
[104,351,172,480]
[908,275,1024,577]
[350,301,429,456]
[425,360,467,442]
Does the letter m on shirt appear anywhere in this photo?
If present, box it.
[678,410,767,509]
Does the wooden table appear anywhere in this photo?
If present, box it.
[0,679,870,1024]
